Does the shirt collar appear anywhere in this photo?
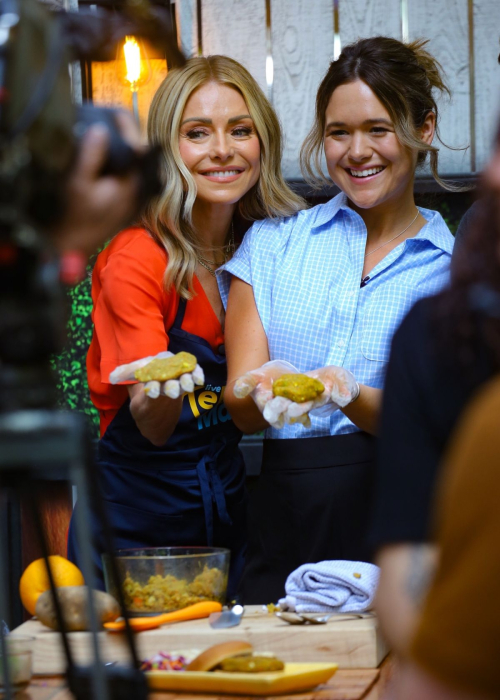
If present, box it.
[309,192,454,255]
[310,192,349,231]
[411,207,454,255]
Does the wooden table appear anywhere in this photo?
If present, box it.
[13,607,391,698]
[15,607,387,674]
[18,657,393,700]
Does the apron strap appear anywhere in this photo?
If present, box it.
[196,443,233,546]
[172,297,187,330]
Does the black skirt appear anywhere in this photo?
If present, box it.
[240,432,376,605]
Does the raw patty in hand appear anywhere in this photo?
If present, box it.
[272,374,324,403]
[135,352,197,382]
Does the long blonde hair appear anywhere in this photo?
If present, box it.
[142,55,305,298]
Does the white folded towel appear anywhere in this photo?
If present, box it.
[278,560,380,613]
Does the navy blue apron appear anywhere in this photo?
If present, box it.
[68,298,247,600]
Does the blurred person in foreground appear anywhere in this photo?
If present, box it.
[51,110,144,263]
[395,375,500,699]
[372,119,500,655]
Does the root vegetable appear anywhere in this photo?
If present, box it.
[35,586,120,631]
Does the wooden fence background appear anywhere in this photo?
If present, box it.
[66,0,500,178]
[174,0,500,178]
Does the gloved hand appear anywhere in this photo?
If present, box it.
[235,361,359,429]
[306,365,360,413]
[233,360,299,428]
[109,351,205,399]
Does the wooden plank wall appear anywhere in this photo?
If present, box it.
[53,0,498,176]
[408,0,470,173]
[177,0,500,178]
[474,0,500,170]
[270,0,334,178]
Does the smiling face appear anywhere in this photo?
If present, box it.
[324,80,419,212]
[178,81,261,209]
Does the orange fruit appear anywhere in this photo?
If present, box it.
[19,555,84,616]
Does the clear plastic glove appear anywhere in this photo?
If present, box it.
[109,351,205,399]
[233,360,298,428]
[307,365,360,415]
[265,365,359,425]
[234,361,359,429]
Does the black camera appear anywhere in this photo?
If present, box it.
[0,0,184,412]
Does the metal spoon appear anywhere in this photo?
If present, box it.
[275,611,362,625]
[209,604,245,629]
[275,612,331,625]
[274,612,306,625]
[299,613,332,624]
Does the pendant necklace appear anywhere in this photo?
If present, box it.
[364,209,419,258]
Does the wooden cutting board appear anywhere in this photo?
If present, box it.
[19,666,384,700]
[13,606,388,675]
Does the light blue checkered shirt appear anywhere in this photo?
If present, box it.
[218,193,454,439]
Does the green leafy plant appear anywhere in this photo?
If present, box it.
[51,262,99,439]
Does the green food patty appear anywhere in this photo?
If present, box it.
[272,374,324,403]
[135,351,197,382]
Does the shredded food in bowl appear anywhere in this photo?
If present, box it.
[123,564,226,612]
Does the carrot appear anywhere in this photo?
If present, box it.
[104,600,222,632]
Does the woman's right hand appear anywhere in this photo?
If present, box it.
[109,351,205,398]
[109,351,205,446]
[234,360,303,428]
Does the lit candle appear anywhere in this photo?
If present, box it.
[123,36,141,122]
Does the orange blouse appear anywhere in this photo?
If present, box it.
[86,227,224,436]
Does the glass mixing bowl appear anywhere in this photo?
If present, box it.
[102,547,230,616]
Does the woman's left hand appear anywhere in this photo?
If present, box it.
[306,365,360,411]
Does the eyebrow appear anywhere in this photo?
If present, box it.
[181,114,253,126]
[326,118,393,128]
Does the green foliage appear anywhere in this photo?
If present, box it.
[51,263,99,440]
[435,200,459,234]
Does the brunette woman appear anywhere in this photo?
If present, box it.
[221,37,457,603]
[66,55,304,597]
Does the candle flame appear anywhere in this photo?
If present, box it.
[124,36,141,86]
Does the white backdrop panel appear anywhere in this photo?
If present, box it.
[175,0,198,59]
[271,0,335,179]
[408,0,471,174]
[201,0,267,95]
[473,0,500,170]
[339,0,401,46]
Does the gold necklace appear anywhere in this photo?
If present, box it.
[197,222,235,276]
[197,258,217,277]
[364,209,419,258]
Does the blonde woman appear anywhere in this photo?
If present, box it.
[67,56,304,597]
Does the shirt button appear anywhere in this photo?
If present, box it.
[337,339,345,348]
